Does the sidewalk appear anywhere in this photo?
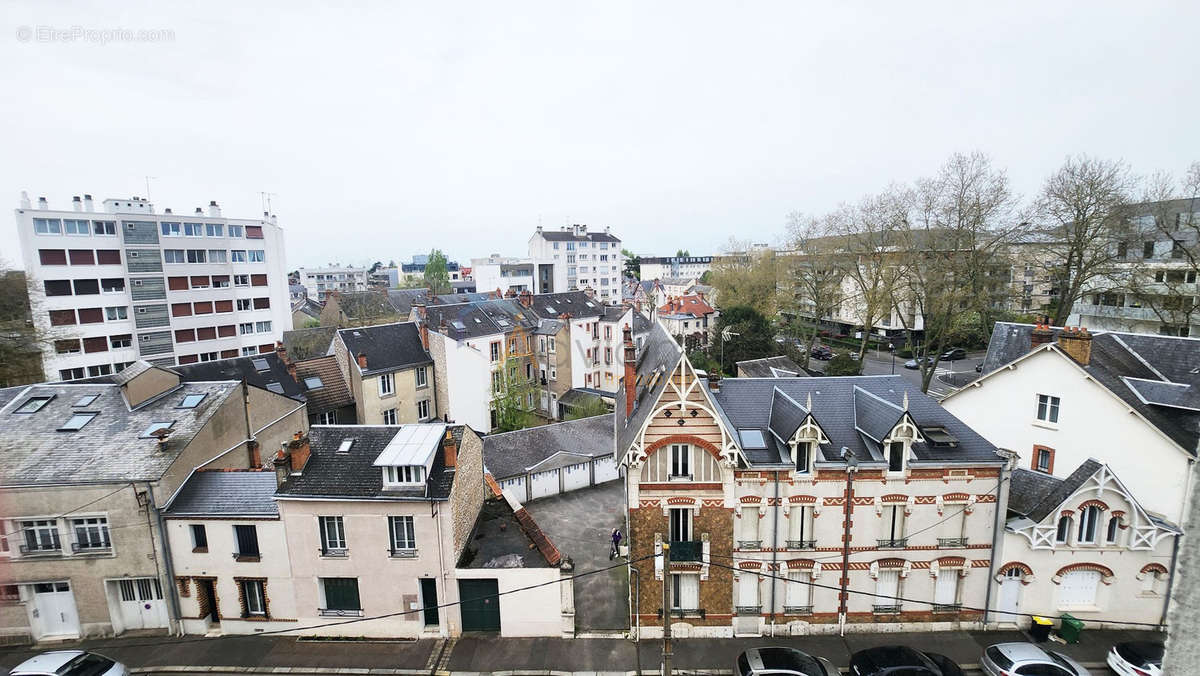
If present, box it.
[0,627,1159,674]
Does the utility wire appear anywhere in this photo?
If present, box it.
[703,557,1167,629]
[60,553,658,652]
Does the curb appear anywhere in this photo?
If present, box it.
[132,663,1111,676]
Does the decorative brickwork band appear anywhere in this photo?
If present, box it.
[644,434,724,462]
[997,561,1034,577]
[788,495,817,504]
[739,495,763,504]
[1139,563,1168,579]
[787,559,817,570]
[1052,562,1115,585]
[1077,499,1109,511]
[738,561,762,570]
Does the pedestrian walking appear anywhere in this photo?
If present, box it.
[610,527,622,559]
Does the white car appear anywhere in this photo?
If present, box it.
[1107,641,1163,676]
[7,651,129,676]
[981,643,1090,676]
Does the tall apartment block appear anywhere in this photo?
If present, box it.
[15,192,292,380]
[296,265,369,301]
[527,224,623,300]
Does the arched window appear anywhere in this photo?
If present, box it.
[1055,516,1071,544]
[1106,515,1121,544]
[1077,506,1101,544]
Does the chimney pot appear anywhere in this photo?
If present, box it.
[357,352,368,369]
[195,207,203,214]
[1057,326,1093,366]
[37,196,48,210]
[443,428,458,467]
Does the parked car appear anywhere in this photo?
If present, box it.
[981,643,1090,676]
[1107,641,1163,676]
[849,646,962,675]
[8,651,129,676]
[940,347,967,361]
[975,363,984,373]
[736,647,837,676]
[903,356,934,369]
[811,346,833,360]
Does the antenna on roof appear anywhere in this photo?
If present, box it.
[144,176,157,200]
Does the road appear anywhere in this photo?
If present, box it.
[857,348,985,398]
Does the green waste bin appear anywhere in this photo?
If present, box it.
[1058,613,1084,644]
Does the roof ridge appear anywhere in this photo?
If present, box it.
[1106,333,1169,381]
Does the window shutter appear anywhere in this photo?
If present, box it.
[97,249,121,265]
[218,324,236,337]
[175,329,195,342]
[83,337,109,353]
[39,249,67,265]
[197,326,217,341]
[194,301,213,314]
[251,275,268,287]
[171,303,192,317]
[168,276,189,291]
[215,300,233,313]
[69,249,95,265]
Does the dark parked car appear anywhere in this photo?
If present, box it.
[736,647,837,676]
[849,646,963,676]
[811,346,833,360]
[903,356,934,370]
[940,347,967,361]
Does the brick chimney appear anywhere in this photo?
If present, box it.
[288,431,311,473]
[442,428,458,468]
[273,448,290,487]
[286,361,298,383]
[518,289,533,308]
[419,322,429,350]
[275,341,289,363]
[1031,323,1054,350]
[623,324,637,419]
[357,352,368,370]
[708,372,721,392]
[1058,326,1092,366]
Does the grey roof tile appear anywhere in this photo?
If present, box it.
[737,356,806,378]
[1007,468,1063,517]
[172,353,306,401]
[337,322,432,374]
[484,415,613,480]
[165,471,279,517]
[1025,459,1104,523]
[615,323,684,455]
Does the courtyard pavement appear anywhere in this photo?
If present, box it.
[524,479,629,632]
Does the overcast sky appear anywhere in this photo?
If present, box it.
[2,1,1196,270]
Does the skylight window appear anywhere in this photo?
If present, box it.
[73,394,99,407]
[179,394,206,408]
[266,382,285,394]
[304,376,324,389]
[545,307,556,314]
[451,321,466,331]
[59,412,97,431]
[738,429,767,449]
[251,358,270,372]
[336,438,355,454]
[16,397,52,414]
[141,422,174,438]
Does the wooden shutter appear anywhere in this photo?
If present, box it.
[38,249,67,265]
[168,276,189,291]
[214,300,233,313]
[245,225,264,239]
[83,337,109,353]
[73,279,100,295]
[77,308,104,324]
[97,249,121,265]
[253,297,270,309]
[49,309,76,325]
[68,249,95,265]
[171,303,192,317]
[251,274,268,287]
[197,326,216,341]
[218,324,236,337]
[193,301,213,314]
[44,280,72,296]
[175,329,196,342]
[177,354,199,364]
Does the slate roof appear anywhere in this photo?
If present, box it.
[172,353,305,401]
[1008,460,1103,523]
[294,355,353,414]
[538,229,620,243]
[283,327,337,361]
[276,424,463,501]
[737,355,805,378]
[291,297,323,320]
[710,375,1002,468]
[527,292,606,319]
[615,322,685,456]
[386,288,430,317]
[0,381,238,485]
[165,471,279,518]
[425,298,538,340]
[483,414,613,480]
[332,291,399,321]
[975,323,1200,453]
[337,322,432,375]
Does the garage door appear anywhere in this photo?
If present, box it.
[1059,570,1100,607]
[530,470,559,500]
[499,476,526,500]
[113,577,168,632]
[458,579,500,632]
[563,463,590,491]
[593,456,620,484]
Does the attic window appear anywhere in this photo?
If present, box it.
[141,421,173,438]
[59,412,97,431]
[923,427,958,447]
[383,465,425,486]
[738,429,766,449]
[15,396,52,414]
[545,307,555,314]
[251,358,270,372]
[73,394,99,407]
[451,321,466,331]
[179,394,206,408]
[336,438,354,454]
[266,383,285,394]
[304,376,324,390]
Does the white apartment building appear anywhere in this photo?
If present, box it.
[470,255,536,295]
[528,224,623,301]
[639,256,712,282]
[15,193,292,380]
[296,265,369,301]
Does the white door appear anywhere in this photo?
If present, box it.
[996,572,1022,623]
[562,463,590,491]
[1058,570,1100,607]
[530,470,559,500]
[115,578,168,631]
[30,582,80,639]
[593,457,620,484]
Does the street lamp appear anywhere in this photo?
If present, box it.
[888,343,895,375]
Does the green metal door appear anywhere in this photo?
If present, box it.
[458,579,500,632]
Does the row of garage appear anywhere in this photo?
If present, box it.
[496,452,621,503]
[483,414,620,504]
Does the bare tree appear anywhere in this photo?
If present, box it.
[780,213,846,368]
[1035,155,1137,326]
[897,152,1024,392]
[708,238,779,318]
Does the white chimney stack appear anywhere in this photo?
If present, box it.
[195,207,203,215]
[37,196,48,210]
[83,194,94,212]
[19,191,31,209]
[208,200,221,217]
[72,196,82,212]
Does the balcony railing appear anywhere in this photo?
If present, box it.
[873,604,902,614]
[318,608,363,617]
[735,605,762,616]
[787,539,817,550]
[320,547,349,558]
[71,542,112,554]
[932,603,962,613]
[389,548,418,559]
[232,552,261,562]
[658,608,705,619]
[736,540,762,550]
[19,543,62,556]
[668,540,702,562]
[877,538,908,549]
[937,537,968,548]
[784,605,814,615]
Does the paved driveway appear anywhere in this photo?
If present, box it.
[524,479,628,631]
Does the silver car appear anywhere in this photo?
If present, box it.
[7,651,129,676]
[736,647,838,676]
[981,643,1090,676]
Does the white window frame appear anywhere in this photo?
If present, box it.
[319,516,346,554]
[241,579,266,616]
[381,408,397,425]
[388,515,416,553]
[416,399,430,420]
[1037,394,1060,424]
[669,444,691,480]
[379,373,395,396]
[415,366,427,388]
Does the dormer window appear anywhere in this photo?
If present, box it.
[795,441,812,474]
[887,441,905,473]
[383,465,425,487]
